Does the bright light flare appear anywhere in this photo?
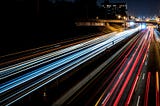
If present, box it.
[141,23,146,29]
[118,15,121,19]
[129,22,135,26]
[156,18,160,22]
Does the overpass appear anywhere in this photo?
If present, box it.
[75,19,160,26]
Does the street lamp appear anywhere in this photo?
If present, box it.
[118,15,121,19]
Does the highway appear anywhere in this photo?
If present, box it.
[0,27,140,105]
[55,28,150,105]
[93,27,159,106]
[1,26,160,106]
[53,27,160,106]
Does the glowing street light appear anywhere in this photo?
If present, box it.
[131,16,135,20]
[146,18,150,22]
[118,15,121,19]
[156,17,160,22]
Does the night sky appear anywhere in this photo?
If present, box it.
[65,0,160,17]
[97,0,160,17]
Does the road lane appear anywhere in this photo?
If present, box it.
[0,27,140,105]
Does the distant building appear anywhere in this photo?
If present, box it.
[101,0,127,19]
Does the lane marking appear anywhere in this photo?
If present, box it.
[142,73,145,80]
[145,61,147,66]
[136,96,141,106]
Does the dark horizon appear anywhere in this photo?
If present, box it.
[98,0,160,17]
[62,0,160,17]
